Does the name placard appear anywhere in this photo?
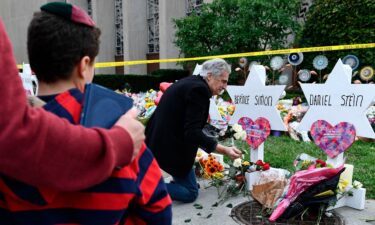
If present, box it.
[227,65,286,131]
[299,60,375,138]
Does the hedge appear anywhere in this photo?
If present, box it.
[93,69,189,92]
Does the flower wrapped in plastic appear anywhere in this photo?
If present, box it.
[195,153,224,179]
[251,168,289,209]
[269,165,345,222]
[293,153,332,171]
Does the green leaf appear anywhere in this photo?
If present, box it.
[193,203,203,209]
[184,219,191,223]
[212,202,219,207]
[226,203,233,208]
[206,213,213,219]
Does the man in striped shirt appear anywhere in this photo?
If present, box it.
[0,2,171,224]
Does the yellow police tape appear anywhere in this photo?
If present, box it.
[17,43,375,69]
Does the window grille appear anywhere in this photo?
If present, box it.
[114,0,124,56]
[147,0,159,53]
[87,0,92,17]
[185,0,203,15]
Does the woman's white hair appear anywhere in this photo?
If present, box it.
[200,58,231,78]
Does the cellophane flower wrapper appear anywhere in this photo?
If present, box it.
[251,168,289,209]
[252,180,287,209]
[269,165,344,222]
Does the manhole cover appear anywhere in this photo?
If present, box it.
[231,201,345,225]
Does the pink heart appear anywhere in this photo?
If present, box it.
[310,120,356,158]
[238,117,271,149]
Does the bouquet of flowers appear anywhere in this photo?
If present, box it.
[367,106,375,131]
[293,153,332,171]
[194,150,254,203]
[208,97,236,138]
[277,102,289,119]
[195,153,224,180]
[118,89,158,125]
[216,157,252,203]
[269,153,363,223]
[249,159,271,172]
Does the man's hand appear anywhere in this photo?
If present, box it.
[216,144,242,160]
[224,146,242,160]
[115,108,145,161]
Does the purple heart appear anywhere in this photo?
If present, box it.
[238,117,271,149]
[310,120,356,158]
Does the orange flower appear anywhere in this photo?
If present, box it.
[205,163,218,176]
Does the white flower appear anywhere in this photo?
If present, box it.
[249,165,257,172]
[325,212,333,217]
[233,130,245,140]
[233,158,242,168]
[239,130,247,140]
[232,124,243,133]
[353,180,363,189]
[219,130,226,137]
[239,57,248,68]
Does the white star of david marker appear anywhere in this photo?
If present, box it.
[227,65,286,131]
[298,59,375,138]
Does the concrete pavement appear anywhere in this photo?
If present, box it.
[172,179,375,225]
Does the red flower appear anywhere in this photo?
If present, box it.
[255,160,264,166]
[262,163,270,170]
[316,159,326,167]
[235,175,245,183]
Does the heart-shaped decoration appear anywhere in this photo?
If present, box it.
[310,120,356,158]
[238,117,271,149]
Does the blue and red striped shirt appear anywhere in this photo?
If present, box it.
[0,89,172,225]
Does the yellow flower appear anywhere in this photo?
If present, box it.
[203,173,211,179]
[338,179,349,192]
[314,190,335,197]
[145,102,155,109]
[301,160,312,169]
[212,172,224,179]
[276,104,284,110]
[227,105,235,115]
[242,161,250,166]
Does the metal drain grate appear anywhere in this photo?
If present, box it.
[230,201,345,225]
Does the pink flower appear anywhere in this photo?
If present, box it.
[307,164,316,170]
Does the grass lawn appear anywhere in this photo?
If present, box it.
[230,135,375,199]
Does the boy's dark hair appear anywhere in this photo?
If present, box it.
[27,11,101,83]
